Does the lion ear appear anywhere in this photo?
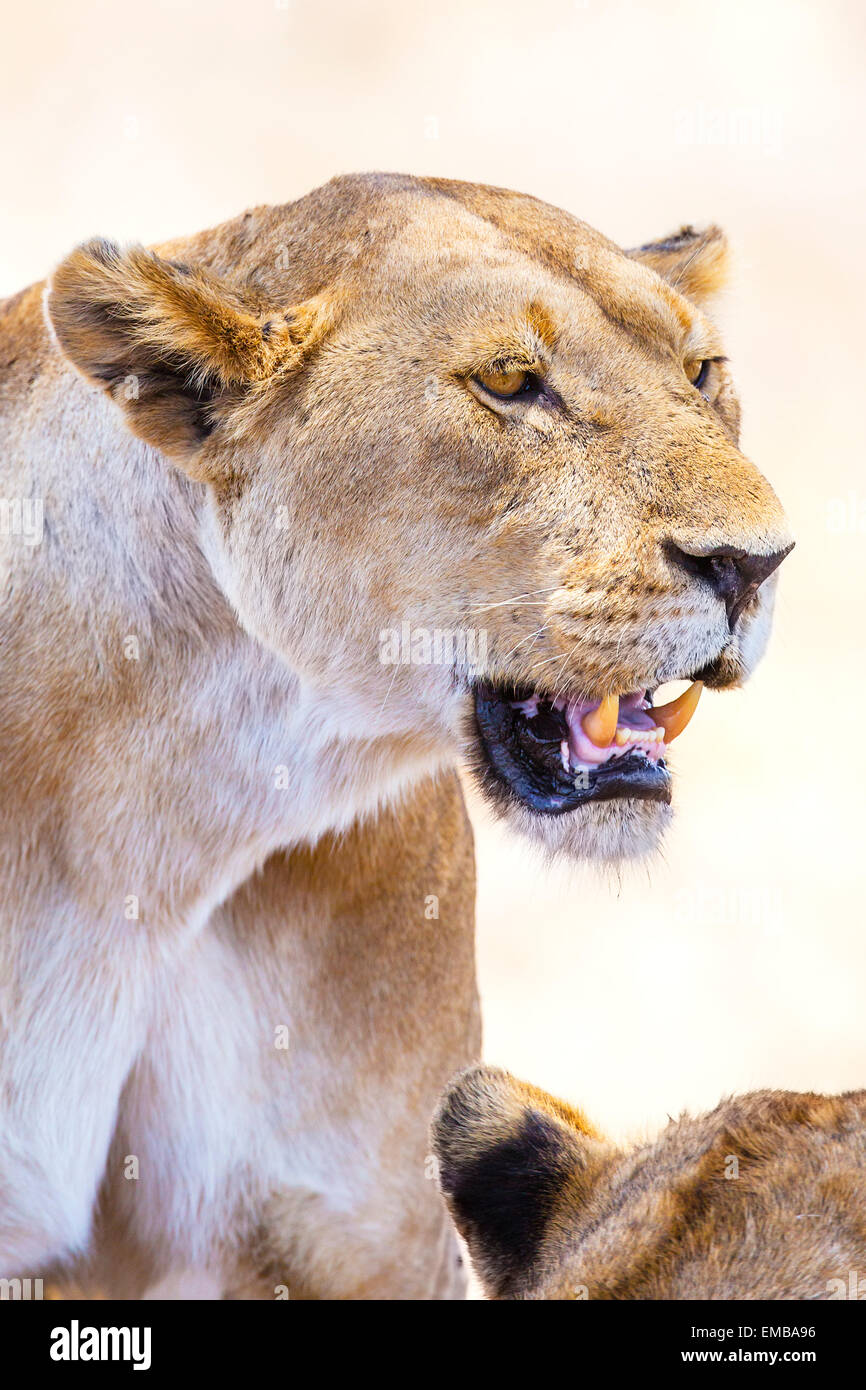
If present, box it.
[46,239,337,472]
[431,1065,608,1298]
[628,225,730,307]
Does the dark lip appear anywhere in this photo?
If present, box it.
[471,682,672,816]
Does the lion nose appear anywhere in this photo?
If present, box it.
[666,541,794,629]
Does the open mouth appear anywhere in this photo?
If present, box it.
[472,681,702,815]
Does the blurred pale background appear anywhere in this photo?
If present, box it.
[3,0,864,1143]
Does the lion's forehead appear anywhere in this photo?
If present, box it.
[563,1089,866,1229]
[219,174,704,356]
[362,188,703,353]
[540,1089,866,1296]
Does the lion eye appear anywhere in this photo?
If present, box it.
[474,367,532,398]
[685,359,711,392]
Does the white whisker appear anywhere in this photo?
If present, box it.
[500,623,549,664]
[469,586,560,613]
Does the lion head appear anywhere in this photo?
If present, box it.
[432,1065,866,1299]
[46,173,792,861]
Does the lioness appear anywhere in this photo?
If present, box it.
[432,1066,866,1300]
[0,173,792,1298]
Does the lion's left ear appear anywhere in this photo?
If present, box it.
[431,1065,610,1299]
[628,225,729,308]
[46,239,339,476]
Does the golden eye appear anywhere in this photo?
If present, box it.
[685,359,711,392]
[474,367,532,398]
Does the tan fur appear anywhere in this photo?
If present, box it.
[628,224,731,306]
[433,1066,866,1300]
[1,173,791,1296]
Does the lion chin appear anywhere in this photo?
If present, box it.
[485,788,673,865]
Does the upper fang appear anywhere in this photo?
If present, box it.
[582,693,620,747]
[652,681,703,742]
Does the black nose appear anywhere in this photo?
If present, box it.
[666,541,794,629]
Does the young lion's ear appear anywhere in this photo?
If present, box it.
[46,240,337,471]
[431,1065,609,1299]
[628,225,729,308]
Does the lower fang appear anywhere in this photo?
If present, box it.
[560,739,570,772]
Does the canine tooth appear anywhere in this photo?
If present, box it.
[652,681,703,743]
[582,693,619,747]
[560,739,570,772]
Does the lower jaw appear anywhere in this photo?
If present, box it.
[483,781,673,865]
[471,684,672,818]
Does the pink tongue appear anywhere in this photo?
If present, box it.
[560,693,659,767]
[511,690,663,768]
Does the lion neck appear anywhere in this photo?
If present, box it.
[1,362,447,935]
